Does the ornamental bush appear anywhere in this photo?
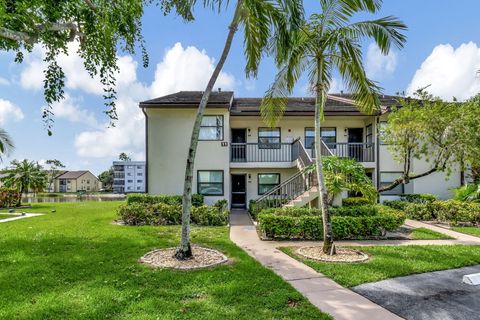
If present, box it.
[257,205,405,240]
[403,200,480,225]
[126,193,204,207]
[118,202,227,226]
[342,197,374,207]
[383,200,409,211]
[0,188,21,208]
[400,193,437,204]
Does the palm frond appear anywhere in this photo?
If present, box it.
[0,129,14,162]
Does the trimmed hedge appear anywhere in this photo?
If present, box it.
[260,205,379,218]
[118,201,227,226]
[342,197,373,207]
[403,200,480,225]
[126,193,204,207]
[0,188,21,208]
[400,193,437,204]
[257,205,405,240]
[383,200,409,211]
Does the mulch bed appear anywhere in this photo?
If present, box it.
[296,246,369,263]
[140,246,228,270]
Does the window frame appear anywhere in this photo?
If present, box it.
[366,124,373,145]
[199,115,224,141]
[379,171,405,195]
[258,127,281,149]
[304,127,337,149]
[379,121,388,145]
[197,170,224,196]
[257,173,281,195]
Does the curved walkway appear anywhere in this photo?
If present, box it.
[229,211,480,320]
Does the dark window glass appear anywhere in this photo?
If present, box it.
[380,172,404,195]
[197,171,224,195]
[199,116,224,140]
[258,128,280,149]
[258,173,280,195]
[366,124,373,144]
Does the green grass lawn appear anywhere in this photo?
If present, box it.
[0,214,14,220]
[281,245,480,287]
[0,202,330,319]
[409,227,454,240]
[452,226,480,237]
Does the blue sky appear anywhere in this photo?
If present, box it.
[1,0,480,175]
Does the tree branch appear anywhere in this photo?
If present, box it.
[83,0,97,11]
[0,23,84,44]
[378,166,442,193]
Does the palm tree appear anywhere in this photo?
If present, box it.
[176,0,304,259]
[261,0,407,255]
[1,160,48,205]
[0,129,14,162]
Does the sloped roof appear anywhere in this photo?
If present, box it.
[56,171,90,179]
[139,91,400,115]
[140,91,234,108]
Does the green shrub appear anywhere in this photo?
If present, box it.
[383,200,409,211]
[403,200,480,224]
[192,206,228,226]
[330,205,378,217]
[213,199,228,211]
[342,197,373,207]
[118,202,227,226]
[126,193,204,206]
[400,193,437,203]
[0,188,21,208]
[260,207,319,217]
[257,205,405,240]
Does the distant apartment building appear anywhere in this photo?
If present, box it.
[54,171,101,193]
[113,161,146,193]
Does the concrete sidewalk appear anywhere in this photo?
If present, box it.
[0,213,43,223]
[229,210,402,320]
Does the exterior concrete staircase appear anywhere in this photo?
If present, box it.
[253,140,334,212]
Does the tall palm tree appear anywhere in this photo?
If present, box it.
[261,0,407,255]
[176,0,304,259]
[1,160,48,205]
[0,129,14,162]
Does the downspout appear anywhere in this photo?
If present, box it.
[376,116,381,203]
[142,108,149,194]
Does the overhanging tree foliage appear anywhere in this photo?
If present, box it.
[0,0,196,134]
[45,159,65,192]
[379,91,480,192]
[0,129,14,162]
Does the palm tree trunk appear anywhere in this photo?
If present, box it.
[175,0,244,260]
[314,60,336,255]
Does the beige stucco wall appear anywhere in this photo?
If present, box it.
[146,108,231,205]
[76,172,100,192]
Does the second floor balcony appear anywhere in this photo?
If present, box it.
[230,140,375,165]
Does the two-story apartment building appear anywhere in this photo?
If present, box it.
[54,171,101,193]
[140,91,462,208]
[112,161,146,193]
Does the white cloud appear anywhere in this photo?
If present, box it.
[0,99,24,125]
[75,42,236,159]
[407,42,480,101]
[49,94,101,129]
[365,43,398,78]
[150,42,235,96]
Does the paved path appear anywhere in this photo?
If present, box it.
[229,210,402,320]
[353,265,480,320]
[0,213,43,223]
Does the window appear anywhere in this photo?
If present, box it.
[199,115,224,140]
[127,166,133,169]
[366,124,373,144]
[305,128,315,149]
[305,127,336,149]
[258,128,281,149]
[127,186,132,190]
[127,180,133,183]
[127,172,132,176]
[258,173,280,195]
[379,121,388,145]
[137,186,141,190]
[197,171,224,196]
[137,166,142,169]
[137,172,143,176]
[380,172,404,195]
[87,180,90,184]
[137,180,142,183]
